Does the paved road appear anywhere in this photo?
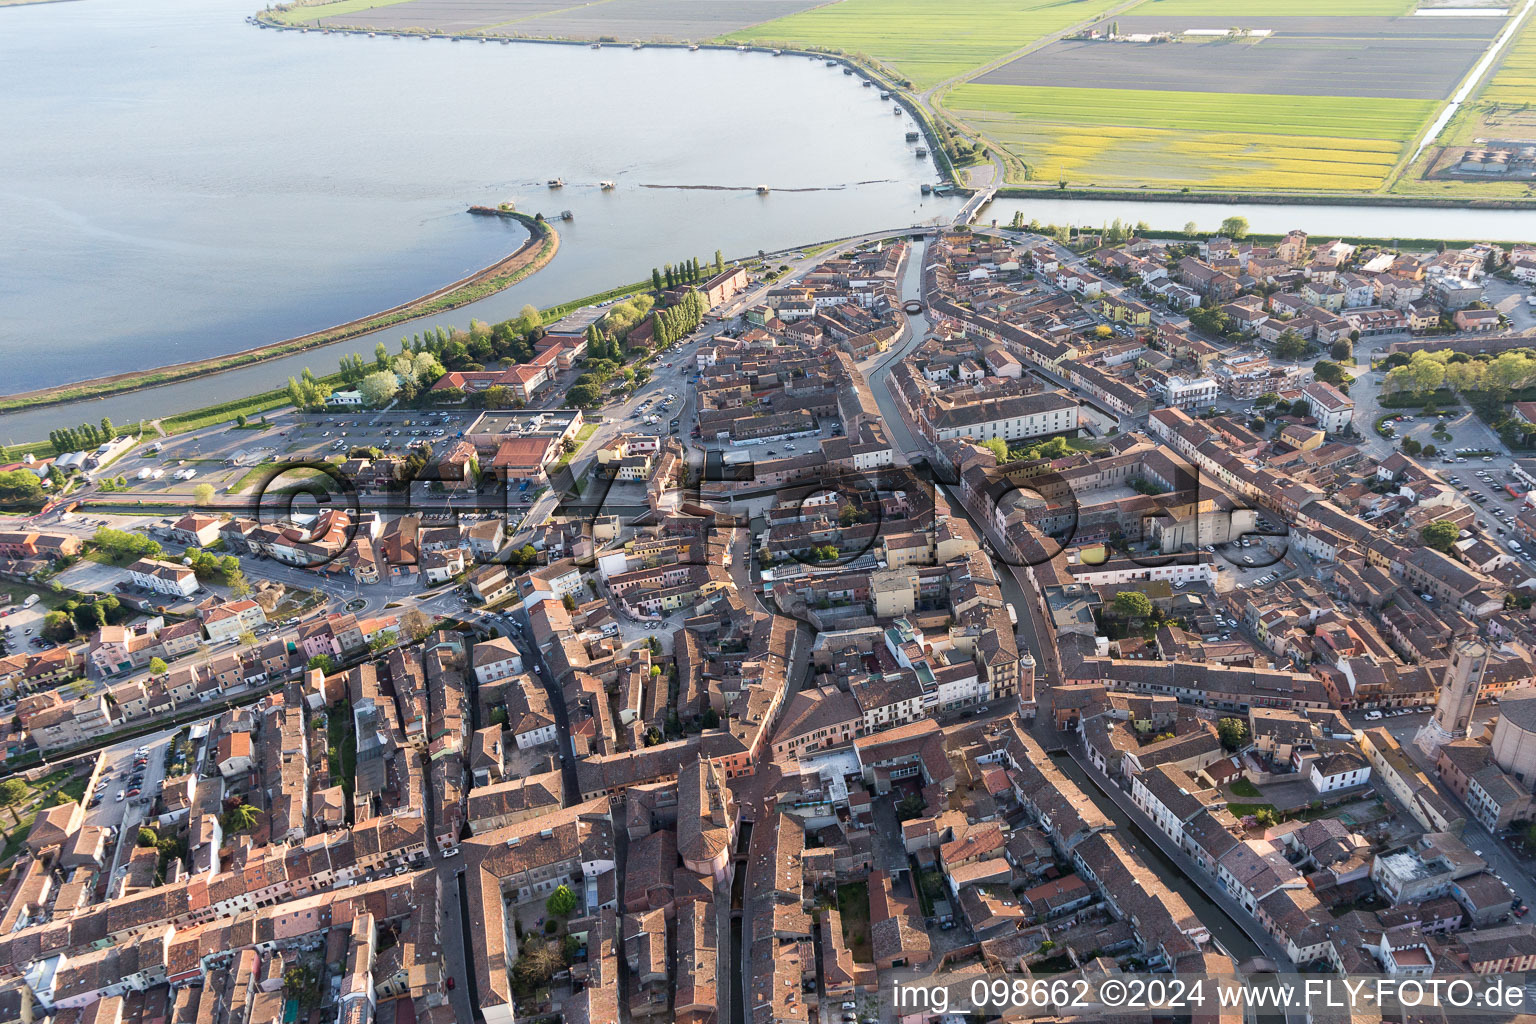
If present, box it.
[859,238,1063,738]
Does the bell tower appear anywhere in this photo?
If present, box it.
[1414,639,1488,761]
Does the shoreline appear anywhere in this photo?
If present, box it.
[0,209,559,415]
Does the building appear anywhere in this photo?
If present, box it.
[1301,381,1354,434]
[1490,689,1536,786]
[125,558,199,598]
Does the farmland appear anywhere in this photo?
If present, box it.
[976,34,1490,100]
[948,84,1435,191]
[278,0,829,37]
[512,0,831,42]
[1480,5,1536,105]
[724,0,1118,89]
[1128,0,1417,15]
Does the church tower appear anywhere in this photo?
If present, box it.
[1415,639,1488,760]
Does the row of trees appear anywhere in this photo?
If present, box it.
[285,368,333,411]
[48,417,129,456]
[651,288,709,350]
[1382,349,1536,401]
[93,526,163,562]
[653,255,709,292]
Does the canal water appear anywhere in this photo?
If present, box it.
[1050,751,1265,963]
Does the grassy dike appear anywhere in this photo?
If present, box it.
[0,211,559,417]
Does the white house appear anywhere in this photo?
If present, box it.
[126,558,199,598]
[1301,381,1354,434]
[472,637,525,685]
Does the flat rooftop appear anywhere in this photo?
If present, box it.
[466,410,582,437]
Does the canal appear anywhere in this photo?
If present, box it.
[1050,751,1264,962]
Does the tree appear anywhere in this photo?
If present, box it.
[1095,324,1113,339]
[1254,392,1279,408]
[1401,438,1422,456]
[1331,339,1353,362]
[238,630,257,647]
[0,778,28,828]
[1220,216,1249,240]
[1312,360,1350,388]
[1421,520,1460,554]
[701,707,719,729]
[978,437,1009,462]
[1274,331,1309,361]
[651,268,663,293]
[714,249,724,274]
[1216,717,1249,752]
[1253,808,1278,828]
[401,608,434,643]
[1182,221,1199,237]
[192,483,215,506]
[513,939,565,989]
[358,370,400,408]
[1112,591,1153,618]
[148,656,168,676]
[0,470,44,506]
[307,654,334,674]
[138,826,161,847]
[222,801,261,834]
[42,611,75,643]
[520,303,543,334]
[546,884,578,918]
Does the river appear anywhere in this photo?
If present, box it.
[6,0,1536,445]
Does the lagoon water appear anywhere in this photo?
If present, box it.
[4,0,1536,441]
[0,0,957,438]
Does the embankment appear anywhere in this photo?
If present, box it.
[0,209,559,415]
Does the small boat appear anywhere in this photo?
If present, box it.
[368,31,375,37]
[756,185,770,194]
[915,148,927,158]
[893,106,902,114]
[772,49,782,55]
[591,42,601,48]
[547,178,565,188]
[825,59,838,66]
[501,38,509,43]
[921,183,932,195]
[905,131,920,142]
[600,180,616,190]
[560,210,573,221]
[632,41,642,49]
[689,44,699,51]
[736,45,747,52]
[880,91,891,100]
[861,80,872,87]
[843,68,853,75]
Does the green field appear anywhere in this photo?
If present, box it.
[1481,7,1536,105]
[727,0,1119,89]
[947,84,1435,191]
[269,0,414,24]
[1129,0,1416,14]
